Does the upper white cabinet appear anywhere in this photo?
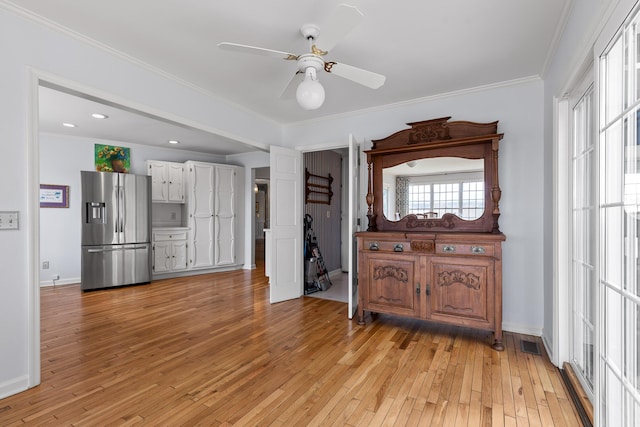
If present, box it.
[147,160,185,203]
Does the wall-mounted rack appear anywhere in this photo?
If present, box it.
[305,168,333,205]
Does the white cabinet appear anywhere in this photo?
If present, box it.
[147,160,184,203]
[185,161,243,270]
[214,165,236,266]
[152,228,188,274]
[186,162,215,269]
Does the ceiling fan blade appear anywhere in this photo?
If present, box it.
[325,62,386,89]
[280,72,304,99]
[313,4,364,53]
[217,42,298,61]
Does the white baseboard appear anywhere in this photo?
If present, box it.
[541,333,555,365]
[0,375,29,400]
[40,277,80,287]
[152,264,243,280]
[502,322,543,337]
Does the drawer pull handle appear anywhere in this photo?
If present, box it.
[393,243,404,252]
[471,246,486,254]
[443,245,456,253]
[416,282,420,294]
[369,242,379,251]
[426,285,431,296]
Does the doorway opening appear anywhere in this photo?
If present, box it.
[254,168,270,266]
[302,148,349,303]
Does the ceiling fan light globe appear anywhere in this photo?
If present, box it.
[296,81,325,110]
[296,67,325,110]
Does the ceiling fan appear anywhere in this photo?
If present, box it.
[217,4,386,110]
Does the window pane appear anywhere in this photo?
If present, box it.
[461,181,484,219]
[604,34,624,124]
[605,286,623,371]
[407,183,430,214]
[624,300,639,394]
[433,183,459,216]
[603,206,624,288]
[603,366,623,427]
[602,120,624,205]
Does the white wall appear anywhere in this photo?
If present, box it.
[284,79,547,335]
[0,5,278,399]
[226,151,271,269]
[38,133,228,286]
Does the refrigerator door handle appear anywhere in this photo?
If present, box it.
[125,245,148,250]
[118,182,125,237]
[87,247,123,253]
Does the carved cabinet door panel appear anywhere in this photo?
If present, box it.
[361,252,422,318]
[428,256,494,328]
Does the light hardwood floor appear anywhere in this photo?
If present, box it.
[0,264,581,426]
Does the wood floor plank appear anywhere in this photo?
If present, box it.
[0,264,581,426]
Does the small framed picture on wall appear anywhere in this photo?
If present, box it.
[40,184,69,208]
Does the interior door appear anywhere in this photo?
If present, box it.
[348,135,361,318]
[269,145,303,303]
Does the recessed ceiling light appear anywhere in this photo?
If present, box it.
[168,140,180,144]
[62,123,76,128]
[92,113,109,119]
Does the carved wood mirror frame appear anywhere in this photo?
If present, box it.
[365,117,504,233]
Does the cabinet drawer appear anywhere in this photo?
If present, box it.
[362,239,412,253]
[153,231,188,241]
[436,243,495,257]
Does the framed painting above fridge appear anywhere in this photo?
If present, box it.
[95,144,130,173]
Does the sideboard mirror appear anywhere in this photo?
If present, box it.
[365,117,504,233]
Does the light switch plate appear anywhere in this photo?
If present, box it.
[0,211,19,230]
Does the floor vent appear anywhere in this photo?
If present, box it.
[520,340,541,355]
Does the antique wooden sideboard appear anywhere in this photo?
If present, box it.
[355,117,506,350]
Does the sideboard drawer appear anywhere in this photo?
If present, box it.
[362,239,412,253]
[436,243,495,257]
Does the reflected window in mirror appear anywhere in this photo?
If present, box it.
[383,157,484,221]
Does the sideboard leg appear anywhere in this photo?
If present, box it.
[492,339,505,351]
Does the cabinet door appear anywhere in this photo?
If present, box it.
[167,163,184,203]
[153,242,172,273]
[361,252,421,318]
[148,161,168,202]
[428,256,494,328]
[214,166,236,265]
[188,163,215,268]
[171,241,188,271]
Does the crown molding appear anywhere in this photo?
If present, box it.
[284,75,543,128]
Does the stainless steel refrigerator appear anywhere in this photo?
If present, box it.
[81,171,151,290]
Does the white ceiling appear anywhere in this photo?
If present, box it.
[38,84,258,156]
[7,0,571,156]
